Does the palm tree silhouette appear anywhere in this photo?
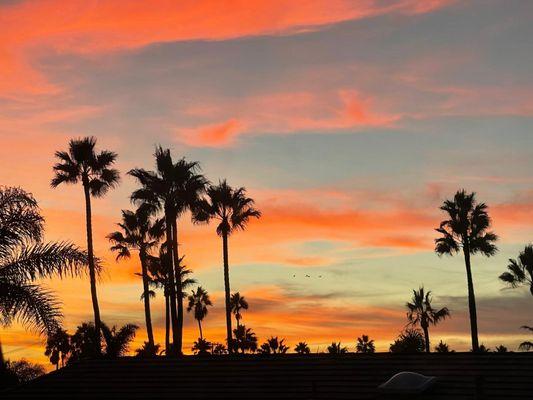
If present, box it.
[327,342,348,354]
[129,147,206,355]
[356,334,375,354]
[196,180,260,350]
[0,187,88,343]
[230,292,249,329]
[51,137,119,345]
[107,204,164,350]
[406,287,450,353]
[232,325,258,354]
[45,328,71,369]
[101,323,138,358]
[499,244,533,296]
[192,338,212,355]
[187,286,212,340]
[295,342,310,354]
[435,190,498,352]
[258,337,289,354]
[519,326,533,351]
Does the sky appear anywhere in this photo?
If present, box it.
[1,0,533,366]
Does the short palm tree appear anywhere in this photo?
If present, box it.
[187,286,212,340]
[101,323,138,358]
[0,187,88,342]
[232,325,258,354]
[519,326,533,351]
[406,287,450,353]
[129,147,207,355]
[230,292,249,329]
[356,334,375,354]
[51,137,119,344]
[435,190,498,352]
[196,180,260,350]
[107,204,164,349]
[295,342,310,354]
[45,328,71,369]
[258,337,289,354]
[327,342,348,355]
[192,338,212,355]
[499,244,533,296]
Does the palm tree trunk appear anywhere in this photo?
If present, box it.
[139,248,155,348]
[164,290,170,354]
[422,324,430,353]
[222,231,233,352]
[463,240,479,352]
[83,182,102,353]
[198,319,203,340]
[164,213,179,356]
[171,220,183,355]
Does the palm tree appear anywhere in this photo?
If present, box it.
[135,341,161,358]
[232,325,258,354]
[51,137,119,344]
[519,326,533,351]
[406,287,450,353]
[44,328,71,369]
[101,323,138,358]
[435,190,498,352]
[0,187,88,342]
[230,292,249,329]
[295,342,310,354]
[258,337,289,354]
[196,180,260,350]
[356,334,375,354]
[129,147,207,355]
[327,342,348,355]
[434,340,453,353]
[499,244,533,296]
[192,338,212,355]
[187,287,212,340]
[389,328,425,354]
[107,204,164,349]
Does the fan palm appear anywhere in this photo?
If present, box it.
[499,244,533,296]
[356,334,375,354]
[108,204,164,349]
[230,292,249,329]
[295,342,310,354]
[129,147,207,355]
[0,187,88,341]
[187,286,212,340]
[435,190,498,352]
[51,136,119,343]
[327,342,348,355]
[196,180,260,350]
[258,337,289,354]
[44,328,71,369]
[101,323,138,358]
[406,287,450,353]
[232,325,257,354]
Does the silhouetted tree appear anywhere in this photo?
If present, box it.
[519,326,533,351]
[499,244,533,296]
[495,345,508,353]
[130,147,206,355]
[45,327,71,369]
[434,340,453,353]
[327,342,348,355]
[258,337,289,354]
[406,287,450,353]
[69,322,101,362]
[52,137,119,347]
[101,323,138,358]
[192,338,212,355]
[212,343,227,355]
[5,359,44,383]
[356,334,375,354]
[196,181,260,351]
[135,341,161,358]
[0,187,88,343]
[295,342,310,354]
[472,344,490,353]
[187,286,212,340]
[390,328,425,354]
[230,292,249,329]
[108,204,164,349]
[232,325,257,354]
[435,190,498,352]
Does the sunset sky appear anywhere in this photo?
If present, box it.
[1,0,533,365]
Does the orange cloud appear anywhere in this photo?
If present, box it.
[179,119,244,147]
[0,0,455,97]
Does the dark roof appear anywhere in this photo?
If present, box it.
[3,353,533,399]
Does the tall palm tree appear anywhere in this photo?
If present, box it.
[435,190,498,352]
[406,287,450,353]
[107,204,164,349]
[499,244,533,296]
[196,180,260,350]
[51,137,119,344]
[129,147,206,355]
[230,292,249,329]
[0,187,89,340]
[187,286,212,340]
